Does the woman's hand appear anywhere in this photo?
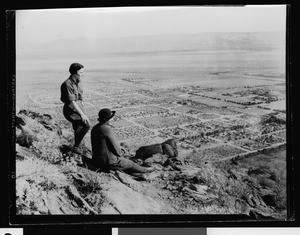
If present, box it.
[71,100,89,124]
[81,113,89,124]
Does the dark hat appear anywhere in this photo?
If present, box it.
[98,108,116,122]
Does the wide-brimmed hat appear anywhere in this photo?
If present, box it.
[98,108,116,122]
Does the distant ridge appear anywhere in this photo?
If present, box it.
[18,31,285,57]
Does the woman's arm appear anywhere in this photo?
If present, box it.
[61,82,89,124]
[70,101,89,124]
[105,126,123,157]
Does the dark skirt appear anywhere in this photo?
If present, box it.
[63,100,85,122]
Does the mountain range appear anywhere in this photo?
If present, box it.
[17,31,285,57]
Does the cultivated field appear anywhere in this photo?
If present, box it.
[16,49,286,163]
[15,49,287,217]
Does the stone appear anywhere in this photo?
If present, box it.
[162,139,178,157]
[261,194,277,207]
[144,154,168,166]
[134,139,178,160]
[135,144,163,160]
[16,116,26,127]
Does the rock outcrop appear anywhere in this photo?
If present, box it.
[134,138,178,160]
[18,109,62,135]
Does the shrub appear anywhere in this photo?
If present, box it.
[31,131,64,164]
[247,166,270,176]
[73,171,103,198]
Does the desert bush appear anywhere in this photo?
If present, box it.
[192,162,228,193]
[261,112,286,125]
[273,184,286,209]
[84,194,105,211]
[32,132,64,164]
[73,171,103,198]
[270,168,285,182]
[16,181,43,215]
[16,129,38,148]
[247,165,270,176]
[60,157,78,174]
[225,178,252,199]
[201,161,257,206]
[253,166,286,209]
[269,169,286,209]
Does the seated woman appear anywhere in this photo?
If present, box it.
[90,108,158,173]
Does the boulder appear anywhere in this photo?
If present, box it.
[16,116,26,127]
[144,154,169,166]
[261,194,277,208]
[134,139,178,160]
[162,139,178,157]
[135,143,163,160]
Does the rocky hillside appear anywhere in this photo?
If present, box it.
[15,110,286,219]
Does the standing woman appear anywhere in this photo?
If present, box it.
[60,63,90,154]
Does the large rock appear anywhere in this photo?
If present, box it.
[134,138,178,160]
[135,143,163,160]
[162,139,178,157]
[144,154,169,166]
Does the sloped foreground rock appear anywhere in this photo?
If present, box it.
[16,146,173,214]
[16,152,88,215]
[99,172,166,214]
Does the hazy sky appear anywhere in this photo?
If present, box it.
[16,5,286,44]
